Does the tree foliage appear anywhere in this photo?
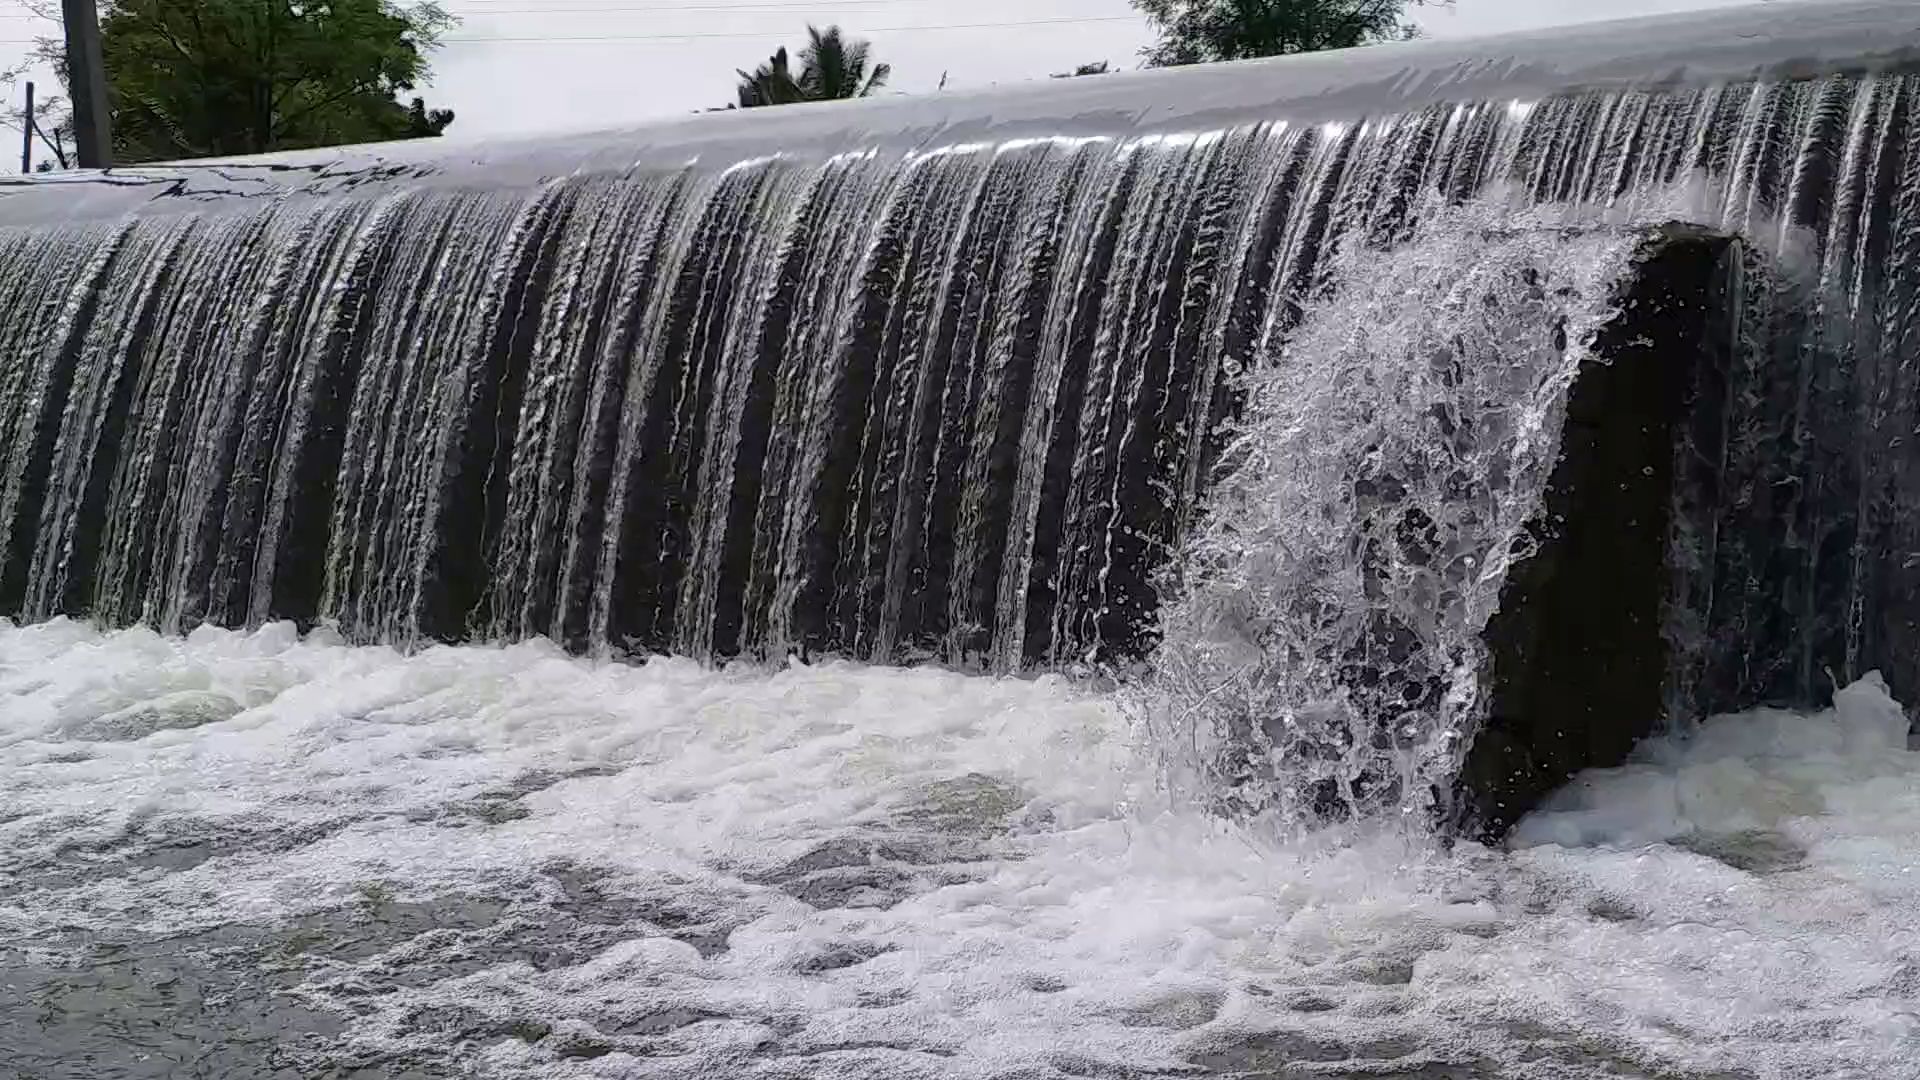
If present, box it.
[736,46,804,108]
[1052,61,1112,78]
[8,0,455,167]
[735,25,890,108]
[1134,0,1428,67]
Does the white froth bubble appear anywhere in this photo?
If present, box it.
[2,620,1916,1078]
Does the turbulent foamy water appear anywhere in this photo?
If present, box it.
[1144,215,1640,826]
[3,6,1918,1076]
[2,619,1914,1079]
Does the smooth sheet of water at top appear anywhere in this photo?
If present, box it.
[2,617,1916,1080]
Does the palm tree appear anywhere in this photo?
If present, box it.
[735,25,891,108]
[736,47,806,107]
[798,25,891,100]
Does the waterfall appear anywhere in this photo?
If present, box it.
[0,2,1916,824]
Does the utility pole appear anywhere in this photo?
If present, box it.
[60,0,112,168]
[20,80,32,174]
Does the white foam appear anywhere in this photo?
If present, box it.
[1515,673,1917,849]
[2,618,1915,1078]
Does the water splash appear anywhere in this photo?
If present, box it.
[1141,210,1642,829]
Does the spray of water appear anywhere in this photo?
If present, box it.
[1141,207,1642,832]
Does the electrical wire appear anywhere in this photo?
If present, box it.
[442,14,1139,40]
[441,0,962,8]
[0,5,1143,44]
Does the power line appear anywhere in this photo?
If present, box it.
[437,3,988,13]
[0,0,1018,9]
[442,14,1139,40]
[438,4,1118,14]
[0,9,1144,43]
[442,0,960,7]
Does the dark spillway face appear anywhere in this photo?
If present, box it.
[1461,228,1744,839]
[1461,218,1920,837]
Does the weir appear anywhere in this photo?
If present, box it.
[1,0,1917,830]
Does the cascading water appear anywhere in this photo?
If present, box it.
[0,4,1913,714]
[8,46,1920,835]
[5,5,1920,1077]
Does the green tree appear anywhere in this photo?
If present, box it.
[11,0,456,166]
[735,24,890,108]
[1135,0,1429,67]
[1052,61,1113,78]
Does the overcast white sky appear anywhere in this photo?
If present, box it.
[1,0,1759,159]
